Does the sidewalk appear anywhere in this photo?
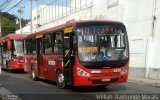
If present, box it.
[128,77,160,87]
[0,71,19,100]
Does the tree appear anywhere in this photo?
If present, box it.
[0,12,29,36]
[1,17,17,36]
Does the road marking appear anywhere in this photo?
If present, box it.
[0,86,19,100]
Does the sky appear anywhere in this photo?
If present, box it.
[1,0,69,19]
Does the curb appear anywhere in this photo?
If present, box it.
[128,78,160,87]
[153,84,160,88]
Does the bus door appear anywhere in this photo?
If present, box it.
[63,32,74,85]
[36,35,44,78]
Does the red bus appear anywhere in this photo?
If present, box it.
[0,34,25,71]
[23,20,129,88]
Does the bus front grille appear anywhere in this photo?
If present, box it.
[92,78,119,84]
[92,72,120,77]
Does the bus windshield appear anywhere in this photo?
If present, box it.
[76,23,129,62]
[14,40,23,57]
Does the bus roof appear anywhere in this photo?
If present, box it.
[26,20,125,38]
[0,34,26,43]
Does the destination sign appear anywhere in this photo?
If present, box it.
[78,47,98,53]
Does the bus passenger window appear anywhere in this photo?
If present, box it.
[31,38,36,54]
[54,32,63,54]
[25,39,32,55]
[44,34,53,54]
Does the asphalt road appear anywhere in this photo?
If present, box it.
[0,70,160,100]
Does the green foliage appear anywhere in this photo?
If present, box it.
[0,12,29,36]
[1,17,17,36]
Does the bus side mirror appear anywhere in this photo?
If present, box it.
[7,41,12,50]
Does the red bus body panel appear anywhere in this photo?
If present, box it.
[0,34,25,70]
[73,54,129,86]
[23,20,129,87]
[24,54,63,81]
[10,56,23,70]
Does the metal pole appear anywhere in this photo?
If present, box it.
[0,11,1,37]
[70,0,71,12]
[75,0,76,11]
[18,3,22,34]
[30,0,33,34]
[62,0,63,17]
[0,20,1,36]
[55,2,56,19]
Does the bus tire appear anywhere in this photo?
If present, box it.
[31,68,37,81]
[56,70,65,89]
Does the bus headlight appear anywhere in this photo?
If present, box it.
[77,67,90,77]
[121,68,128,75]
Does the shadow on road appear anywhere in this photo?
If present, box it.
[37,78,126,92]
[2,69,26,74]
[1,69,127,93]
[66,84,127,93]
[29,77,127,93]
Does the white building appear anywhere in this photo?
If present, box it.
[107,0,160,79]
[16,0,108,32]
[16,0,160,79]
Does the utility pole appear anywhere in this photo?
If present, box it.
[0,10,2,37]
[0,20,1,36]
[18,3,23,34]
[30,0,33,34]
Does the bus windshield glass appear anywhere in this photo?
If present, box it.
[14,40,23,56]
[76,23,129,62]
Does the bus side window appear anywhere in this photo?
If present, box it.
[44,34,53,54]
[31,38,36,55]
[25,39,32,55]
[11,41,16,56]
[24,40,26,55]
[2,43,7,59]
[54,31,63,54]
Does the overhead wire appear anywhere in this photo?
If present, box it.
[6,0,23,12]
[0,0,12,11]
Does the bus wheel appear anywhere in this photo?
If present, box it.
[57,70,65,89]
[31,68,37,81]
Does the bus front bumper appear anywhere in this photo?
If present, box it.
[73,73,128,87]
[11,61,23,70]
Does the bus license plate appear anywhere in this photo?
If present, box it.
[102,79,110,82]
